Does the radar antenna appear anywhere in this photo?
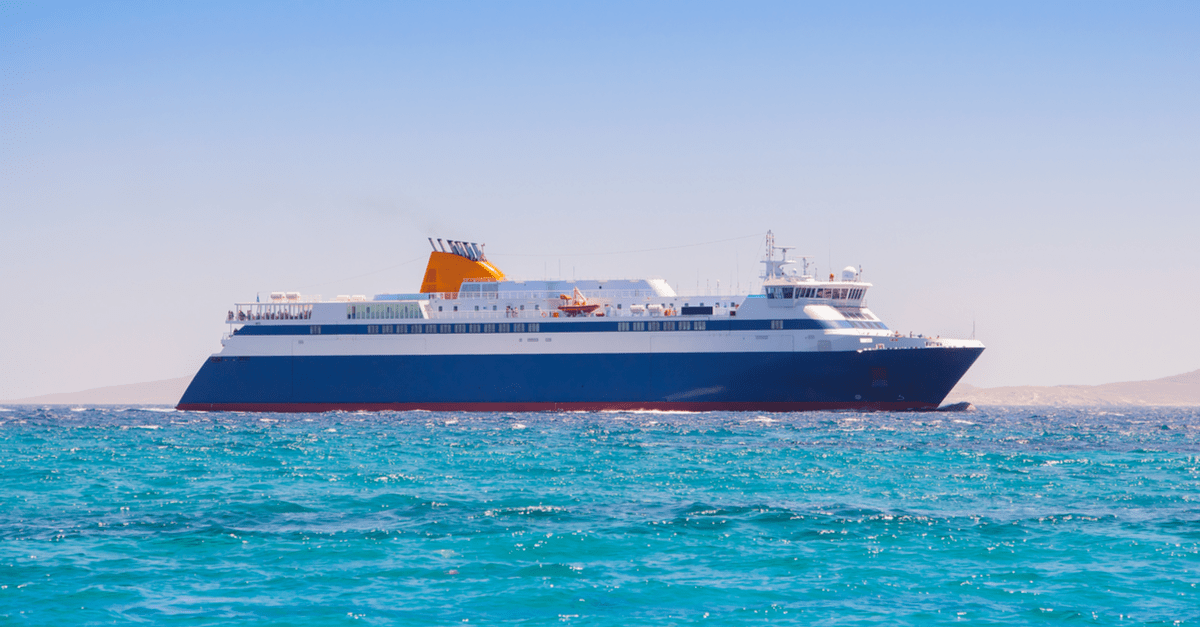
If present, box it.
[760,230,807,280]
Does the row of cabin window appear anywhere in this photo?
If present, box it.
[436,303,734,312]
[766,287,866,300]
[347,304,422,319]
[361,323,542,335]
[615,320,708,332]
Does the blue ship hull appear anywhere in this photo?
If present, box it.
[176,347,983,412]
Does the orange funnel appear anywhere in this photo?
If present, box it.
[419,250,506,293]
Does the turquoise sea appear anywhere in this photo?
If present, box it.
[1,406,1197,625]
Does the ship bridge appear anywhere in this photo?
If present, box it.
[759,230,870,307]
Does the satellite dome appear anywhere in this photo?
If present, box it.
[841,266,857,281]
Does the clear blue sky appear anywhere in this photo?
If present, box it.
[2,1,1197,399]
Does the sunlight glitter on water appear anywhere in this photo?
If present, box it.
[0,406,1197,625]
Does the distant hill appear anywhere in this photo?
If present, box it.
[2,377,191,406]
[945,369,1200,407]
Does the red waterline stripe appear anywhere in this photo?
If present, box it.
[176,401,938,413]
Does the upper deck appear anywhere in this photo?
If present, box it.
[224,275,886,333]
[223,231,886,331]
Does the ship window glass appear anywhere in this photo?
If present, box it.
[648,322,660,331]
[499,323,509,333]
[513,323,525,333]
[663,321,674,331]
[520,305,525,311]
[475,306,479,311]
[453,306,458,312]
[695,320,706,330]
[679,320,690,331]
[484,324,495,333]
[617,304,621,309]
[469,324,480,333]
[310,325,321,334]
[529,323,539,332]
[771,320,783,330]
[633,322,645,331]
[618,322,630,331]
[368,325,378,334]
[438,306,443,312]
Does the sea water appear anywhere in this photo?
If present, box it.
[0,406,1197,625]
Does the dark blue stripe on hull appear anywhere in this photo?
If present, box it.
[177,348,983,412]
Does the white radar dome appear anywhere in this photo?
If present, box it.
[841,266,857,281]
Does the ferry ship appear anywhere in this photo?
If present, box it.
[177,232,983,412]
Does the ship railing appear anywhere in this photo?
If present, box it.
[427,289,675,302]
[425,310,551,321]
[229,303,315,322]
[422,305,740,321]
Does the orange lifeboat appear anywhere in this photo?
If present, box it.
[557,287,600,317]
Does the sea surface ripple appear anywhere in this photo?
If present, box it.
[1,406,1197,625]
